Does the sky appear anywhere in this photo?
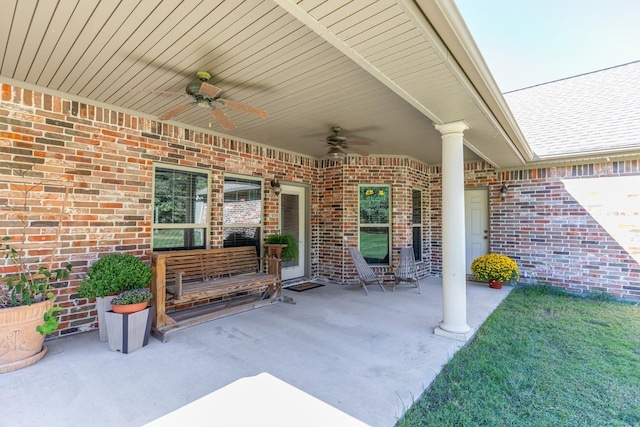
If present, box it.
[454,0,640,93]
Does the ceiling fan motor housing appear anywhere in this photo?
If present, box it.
[186,71,215,97]
[326,135,347,145]
[186,80,203,97]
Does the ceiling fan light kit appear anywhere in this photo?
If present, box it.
[325,146,347,161]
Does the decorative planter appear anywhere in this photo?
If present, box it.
[96,295,116,342]
[105,306,154,354]
[111,301,148,314]
[0,298,53,373]
[489,279,503,289]
[263,243,287,259]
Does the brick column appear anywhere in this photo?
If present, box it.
[433,121,474,341]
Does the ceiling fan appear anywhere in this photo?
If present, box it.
[324,126,372,160]
[153,71,268,130]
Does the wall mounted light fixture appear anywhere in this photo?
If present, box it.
[270,177,281,195]
[500,183,508,200]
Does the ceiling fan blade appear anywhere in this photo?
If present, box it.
[218,99,268,118]
[346,140,372,146]
[346,146,369,156]
[159,103,192,120]
[210,107,236,130]
[199,81,223,98]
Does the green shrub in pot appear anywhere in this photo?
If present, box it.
[264,233,299,261]
[77,253,152,298]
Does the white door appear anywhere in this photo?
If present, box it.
[465,188,489,274]
[280,185,306,280]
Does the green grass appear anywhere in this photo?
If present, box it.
[397,286,640,427]
[359,229,389,263]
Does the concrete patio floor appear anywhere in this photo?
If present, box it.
[3,278,511,427]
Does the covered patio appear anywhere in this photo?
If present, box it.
[3,278,510,427]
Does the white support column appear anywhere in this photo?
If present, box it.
[433,121,474,342]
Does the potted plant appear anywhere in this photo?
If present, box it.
[105,288,154,354]
[110,288,152,314]
[264,233,299,261]
[0,237,72,373]
[470,253,520,289]
[77,253,152,342]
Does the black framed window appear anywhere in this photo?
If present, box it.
[412,189,422,261]
[359,185,391,265]
[153,166,209,250]
[223,176,262,254]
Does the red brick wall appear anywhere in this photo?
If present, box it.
[0,83,318,337]
[431,160,640,300]
[2,82,639,339]
[335,157,431,285]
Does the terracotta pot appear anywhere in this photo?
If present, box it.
[111,301,148,314]
[489,279,503,289]
[0,298,53,373]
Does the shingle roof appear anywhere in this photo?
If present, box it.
[503,60,640,159]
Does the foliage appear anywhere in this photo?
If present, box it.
[37,305,64,335]
[0,237,72,335]
[396,285,640,426]
[359,186,389,224]
[111,288,152,305]
[264,233,299,261]
[77,253,152,299]
[471,253,520,283]
[153,167,208,224]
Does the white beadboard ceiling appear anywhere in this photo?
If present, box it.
[0,0,529,167]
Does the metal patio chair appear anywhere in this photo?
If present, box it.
[348,247,387,295]
[393,247,422,294]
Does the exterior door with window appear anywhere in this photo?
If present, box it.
[280,185,306,280]
[464,188,489,274]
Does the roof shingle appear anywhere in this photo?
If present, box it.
[504,60,640,159]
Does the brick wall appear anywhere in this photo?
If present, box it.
[495,162,640,300]
[336,157,431,284]
[431,160,640,300]
[2,82,639,339]
[0,83,318,337]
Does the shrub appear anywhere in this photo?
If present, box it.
[77,254,152,299]
[471,253,520,283]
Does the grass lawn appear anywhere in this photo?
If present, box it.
[397,286,640,427]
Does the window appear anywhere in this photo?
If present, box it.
[412,189,422,261]
[359,185,391,265]
[153,165,209,250]
[223,176,262,254]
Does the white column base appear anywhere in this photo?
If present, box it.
[434,325,475,342]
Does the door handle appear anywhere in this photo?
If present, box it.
[484,236,488,239]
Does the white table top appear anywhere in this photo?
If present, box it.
[145,372,371,427]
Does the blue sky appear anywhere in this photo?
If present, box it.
[454,0,640,92]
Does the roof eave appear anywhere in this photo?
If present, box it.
[414,0,534,164]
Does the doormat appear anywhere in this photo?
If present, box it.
[286,282,325,292]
